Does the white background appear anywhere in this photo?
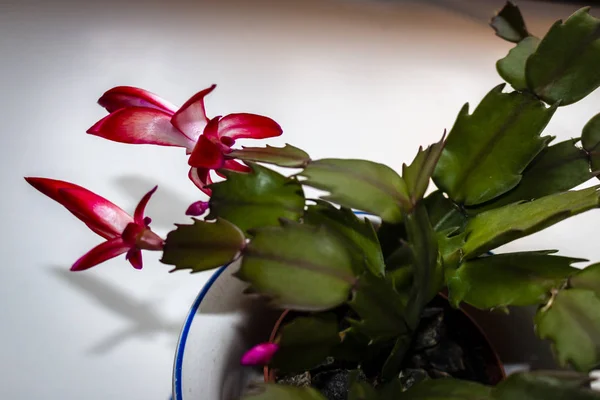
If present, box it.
[2,0,600,399]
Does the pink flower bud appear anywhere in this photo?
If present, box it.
[240,343,279,366]
[185,201,210,216]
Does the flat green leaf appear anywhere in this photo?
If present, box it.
[161,218,245,273]
[272,313,340,373]
[402,135,446,206]
[379,373,599,400]
[386,263,412,290]
[349,381,378,400]
[242,384,326,400]
[447,251,582,309]
[582,113,600,175]
[423,190,465,233]
[490,1,530,43]
[388,373,600,400]
[494,371,600,400]
[404,204,443,328]
[433,85,556,206]
[536,288,600,371]
[299,159,409,223]
[438,230,468,271]
[570,262,600,292]
[381,335,411,380]
[460,186,600,259]
[331,327,370,363]
[497,36,540,90]
[305,202,384,276]
[526,8,600,106]
[377,221,407,260]
[208,163,305,233]
[473,138,593,212]
[503,370,595,389]
[378,379,406,400]
[227,144,311,168]
[237,221,355,311]
[348,272,408,342]
[396,378,492,400]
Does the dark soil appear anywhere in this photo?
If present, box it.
[275,297,503,400]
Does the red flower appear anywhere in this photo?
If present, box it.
[87,85,282,194]
[25,177,164,271]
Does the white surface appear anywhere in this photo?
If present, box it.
[3,0,600,399]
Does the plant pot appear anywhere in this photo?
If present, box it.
[172,261,281,400]
[263,295,505,389]
[172,218,509,399]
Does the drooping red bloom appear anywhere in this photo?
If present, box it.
[25,177,164,271]
[87,85,282,194]
[240,342,279,366]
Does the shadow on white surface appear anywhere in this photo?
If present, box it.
[49,267,181,355]
[214,303,284,399]
[219,323,265,400]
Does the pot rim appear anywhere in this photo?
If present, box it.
[263,309,291,382]
[437,291,506,380]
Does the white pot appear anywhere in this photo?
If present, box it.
[172,212,378,400]
[172,261,280,400]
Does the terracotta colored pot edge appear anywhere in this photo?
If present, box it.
[437,292,506,382]
[263,309,290,382]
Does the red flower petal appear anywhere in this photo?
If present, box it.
[26,178,132,239]
[121,222,143,246]
[70,237,131,271]
[126,248,143,269]
[188,167,212,196]
[218,113,282,140]
[97,86,177,114]
[202,115,221,140]
[58,187,135,239]
[137,228,164,251]
[188,130,226,169]
[240,343,279,366]
[215,160,251,178]
[25,177,81,203]
[87,107,195,149]
[222,159,251,173]
[185,200,209,216]
[171,85,216,142]
[134,185,158,225]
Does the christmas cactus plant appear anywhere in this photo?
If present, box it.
[26,3,600,399]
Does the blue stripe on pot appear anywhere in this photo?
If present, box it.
[173,264,228,400]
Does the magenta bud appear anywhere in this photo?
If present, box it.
[185,200,209,216]
[240,342,279,366]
